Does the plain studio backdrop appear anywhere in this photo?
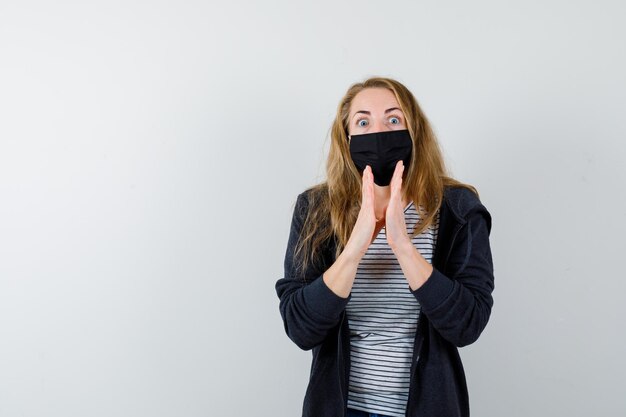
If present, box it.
[1,0,625,416]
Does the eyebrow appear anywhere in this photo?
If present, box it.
[351,107,403,119]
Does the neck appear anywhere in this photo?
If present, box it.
[373,184,409,219]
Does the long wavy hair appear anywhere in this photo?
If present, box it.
[293,76,478,277]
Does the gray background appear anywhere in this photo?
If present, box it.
[1,0,625,416]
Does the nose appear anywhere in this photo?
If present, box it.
[371,118,392,133]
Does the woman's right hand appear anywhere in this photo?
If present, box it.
[344,165,381,260]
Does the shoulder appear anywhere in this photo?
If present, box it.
[295,184,327,213]
[442,185,491,226]
[290,187,319,226]
[294,187,314,214]
[443,185,481,209]
[296,187,314,204]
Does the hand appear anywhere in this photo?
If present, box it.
[385,160,411,251]
[344,165,379,260]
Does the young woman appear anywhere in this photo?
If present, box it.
[275,77,495,417]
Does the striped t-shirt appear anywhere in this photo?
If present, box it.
[345,200,440,417]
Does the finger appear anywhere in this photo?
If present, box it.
[391,161,404,197]
[367,165,374,212]
[363,165,373,210]
[395,160,404,179]
[361,166,369,205]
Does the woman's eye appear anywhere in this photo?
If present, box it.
[357,119,369,127]
[389,116,401,125]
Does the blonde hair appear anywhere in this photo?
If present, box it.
[294,76,478,278]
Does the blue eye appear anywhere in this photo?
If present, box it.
[357,119,368,127]
[389,116,400,124]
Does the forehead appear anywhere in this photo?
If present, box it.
[349,87,401,113]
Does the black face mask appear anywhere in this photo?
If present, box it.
[349,129,413,186]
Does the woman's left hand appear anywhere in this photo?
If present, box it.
[385,160,411,251]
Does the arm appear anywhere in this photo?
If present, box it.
[396,203,495,347]
[275,192,357,350]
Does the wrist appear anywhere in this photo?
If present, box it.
[341,240,366,263]
[393,240,434,291]
[391,237,414,256]
[340,245,364,265]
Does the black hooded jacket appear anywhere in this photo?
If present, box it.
[275,185,495,417]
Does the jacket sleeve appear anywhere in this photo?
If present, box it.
[411,202,495,347]
[275,192,350,351]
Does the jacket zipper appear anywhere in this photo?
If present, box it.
[338,310,347,417]
[405,221,465,415]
